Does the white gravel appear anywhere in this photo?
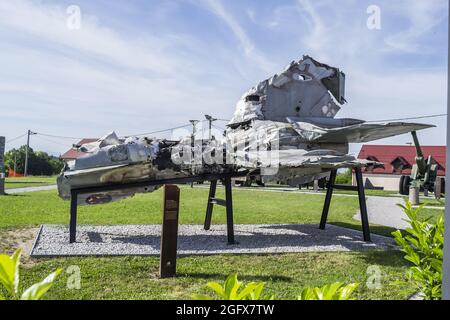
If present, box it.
[30,224,396,257]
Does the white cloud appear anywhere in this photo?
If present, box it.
[0,0,447,155]
[383,0,448,53]
[0,0,249,154]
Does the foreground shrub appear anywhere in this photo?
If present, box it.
[0,249,61,300]
[297,282,359,300]
[192,273,271,300]
[193,273,359,300]
[392,201,443,300]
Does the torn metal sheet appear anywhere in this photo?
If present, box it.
[57,55,435,205]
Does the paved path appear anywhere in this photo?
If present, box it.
[7,185,57,194]
[354,196,409,230]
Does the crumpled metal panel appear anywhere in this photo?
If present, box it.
[57,55,435,205]
[229,55,345,126]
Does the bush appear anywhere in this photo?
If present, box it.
[4,146,64,176]
[335,169,352,185]
[392,201,443,300]
[0,249,61,300]
[297,282,359,300]
[192,274,271,300]
[193,273,359,300]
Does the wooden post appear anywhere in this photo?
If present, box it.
[160,185,180,278]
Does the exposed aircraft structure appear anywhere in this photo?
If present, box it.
[57,55,434,205]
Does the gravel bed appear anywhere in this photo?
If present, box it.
[30,224,396,257]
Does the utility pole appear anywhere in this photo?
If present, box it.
[189,120,200,140]
[205,115,217,140]
[24,130,36,177]
[189,120,200,188]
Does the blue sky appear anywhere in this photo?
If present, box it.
[0,0,448,156]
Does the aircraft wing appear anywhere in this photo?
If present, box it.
[292,122,435,144]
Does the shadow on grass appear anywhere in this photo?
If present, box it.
[330,221,398,238]
[358,250,410,268]
[6,181,51,185]
[179,272,293,282]
[0,193,27,198]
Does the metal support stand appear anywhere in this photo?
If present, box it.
[160,185,180,278]
[68,172,248,245]
[203,177,237,245]
[320,168,371,242]
[204,180,217,230]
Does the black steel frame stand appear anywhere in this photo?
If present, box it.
[319,167,371,242]
[203,177,237,245]
[68,172,247,244]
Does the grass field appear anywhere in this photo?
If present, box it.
[0,186,398,236]
[10,251,409,300]
[4,176,57,190]
[0,186,439,300]
[242,185,400,197]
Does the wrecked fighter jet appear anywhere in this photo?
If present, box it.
[57,55,434,205]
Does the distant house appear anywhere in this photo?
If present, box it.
[60,138,98,161]
[355,145,446,191]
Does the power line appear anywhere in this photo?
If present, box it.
[6,112,443,147]
[366,113,447,123]
[33,135,72,148]
[212,124,226,131]
[34,132,84,140]
[5,133,27,144]
[128,124,192,137]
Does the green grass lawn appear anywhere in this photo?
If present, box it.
[414,198,445,207]
[0,186,398,237]
[7,251,409,300]
[0,186,414,300]
[418,208,445,224]
[4,176,57,190]
[242,185,400,197]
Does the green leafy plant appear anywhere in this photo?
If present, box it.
[297,282,359,300]
[193,273,359,300]
[335,169,352,185]
[392,201,443,300]
[0,248,62,300]
[193,273,271,300]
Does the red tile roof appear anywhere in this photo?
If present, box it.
[358,145,446,176]
[61,139,98,160]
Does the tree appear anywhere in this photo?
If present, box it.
[4,146,64,176]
